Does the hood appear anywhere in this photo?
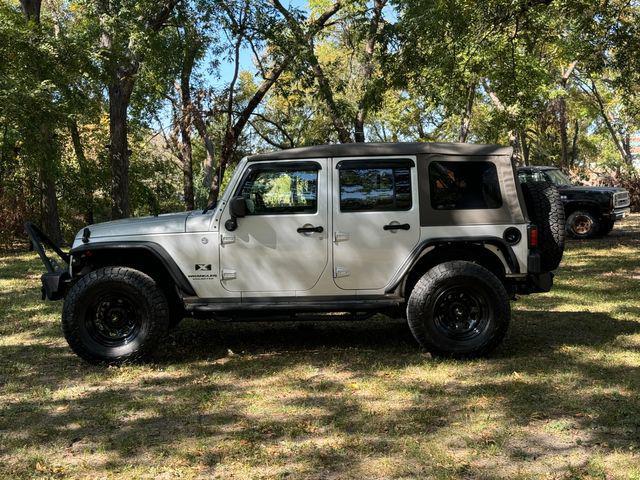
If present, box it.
[75,211,192,242]
[559,185,626,195]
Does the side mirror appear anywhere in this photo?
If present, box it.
[225,196,247,231]
[229,196,247,218]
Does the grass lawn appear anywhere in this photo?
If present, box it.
[1,216,639,479]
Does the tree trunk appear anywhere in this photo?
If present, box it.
[193,115,216,195]
[20,0,41,22]
[519,129,530,166]
[108,74,135,219]
[556,96,569,168]
[557,62,577,169]
[307,46,352,143]
[571,119,579,167]
[207,129,234,205]
[178,39,197,210]
[206,60,292,205]
[354,0,386,143]
[354,111,366,143]
[41,168,62,245]
[69,120,94,224]
[271,0,349,143]
[180,122,194,210]
[20,0,63,244]
[99,1,178,219]
[589,80,632,166]
[38,124,62,245]
[458,80,476,143]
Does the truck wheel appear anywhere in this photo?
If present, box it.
[566,210,599,239]
[406,261,510,359]
[520,180,565,271]
[62,267,170,365]
[597,217,615,236]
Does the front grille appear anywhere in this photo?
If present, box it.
[613,191,630,208]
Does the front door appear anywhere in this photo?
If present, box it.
[219,159,329,293]
[332,157,421,290]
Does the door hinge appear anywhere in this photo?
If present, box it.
[334,266,350,278]
[334,231,350,243]
[221,269,237,280]
[220,233,236,244]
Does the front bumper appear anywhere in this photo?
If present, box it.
[41,271,71,300]
[612,207,631,221]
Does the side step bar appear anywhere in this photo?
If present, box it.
[183,296,404,314]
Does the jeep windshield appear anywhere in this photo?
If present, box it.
[543,169,572,187]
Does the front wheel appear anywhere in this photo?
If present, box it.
[598,217,615,236]
[406,261,510,358]
[566,210,600,239]
[62,267,170,365]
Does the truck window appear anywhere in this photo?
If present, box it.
[339,167,412,212]
[429,161,502,210]
[239,167,318,215]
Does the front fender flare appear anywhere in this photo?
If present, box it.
[70,241,196,297]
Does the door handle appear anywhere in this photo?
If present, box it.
[297,225,324,233]
[383,223,411,231]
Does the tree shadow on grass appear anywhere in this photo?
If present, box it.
[1,309,639,477]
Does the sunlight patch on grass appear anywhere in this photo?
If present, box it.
[1,215,639,479]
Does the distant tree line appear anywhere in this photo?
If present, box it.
[1,0,638,246]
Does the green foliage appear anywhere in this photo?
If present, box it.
[1,0,640,246]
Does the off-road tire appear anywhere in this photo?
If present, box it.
[597,217,615,237]
[520,180,565,271]
[62,267,170,365]
[407,261,510,359]
[566,210,600,239]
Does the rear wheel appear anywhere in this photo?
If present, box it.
[62,267,170,365]
[566,210,600,239]
[406,261,510,358]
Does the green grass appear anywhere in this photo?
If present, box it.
[1,217,640,479]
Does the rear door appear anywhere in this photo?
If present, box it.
[219,159,329,293]
[331,157,420,290]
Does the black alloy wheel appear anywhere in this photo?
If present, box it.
[407,260,510,358]
[432,286,491,341]
[85,292,142,347]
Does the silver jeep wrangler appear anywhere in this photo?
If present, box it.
[27,143,565,364]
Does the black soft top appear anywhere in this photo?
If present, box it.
[248,142,513,162]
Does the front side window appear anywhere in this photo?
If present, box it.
[240,167,318,215]
[339,167,412,212]
[429,161,502,210]
[518,170,545,184]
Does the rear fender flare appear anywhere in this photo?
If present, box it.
[385,236,519,295]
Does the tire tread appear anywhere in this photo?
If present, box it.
[62,266,169,365]
[407,260,510,359]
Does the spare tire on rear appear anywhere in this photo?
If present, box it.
[520,180,565,271]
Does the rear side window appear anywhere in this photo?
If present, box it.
[429,161,502,210]
[339,167,412,212]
